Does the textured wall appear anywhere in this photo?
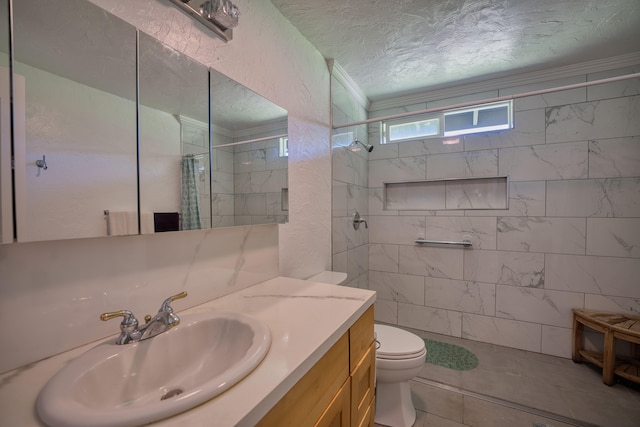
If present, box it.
[365,65,640,358]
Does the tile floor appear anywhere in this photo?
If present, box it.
[376,328,640,427]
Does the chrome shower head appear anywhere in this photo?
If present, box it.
[349,139,374,153]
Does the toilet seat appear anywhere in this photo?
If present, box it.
[375,324,426,360]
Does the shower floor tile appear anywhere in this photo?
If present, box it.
[376,327,640,427]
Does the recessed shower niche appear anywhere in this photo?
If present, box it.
[384,176,509,211]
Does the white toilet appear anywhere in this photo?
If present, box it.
[374,324,427,427]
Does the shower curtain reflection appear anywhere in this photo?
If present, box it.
[181,156,202,230]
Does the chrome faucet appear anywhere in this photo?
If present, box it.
[100,291,188,345]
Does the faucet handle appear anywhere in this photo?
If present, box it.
[159,291,188,312]
[100,309,139,336]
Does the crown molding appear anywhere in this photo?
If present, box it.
[327,58,370,111]
[370,52,640,112]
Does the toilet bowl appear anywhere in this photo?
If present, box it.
[374,324,427,427]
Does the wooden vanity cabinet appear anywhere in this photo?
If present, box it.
[256,306,375,427]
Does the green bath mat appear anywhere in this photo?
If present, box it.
[423,339,479,371]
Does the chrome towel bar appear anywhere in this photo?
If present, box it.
[415,239,473,248]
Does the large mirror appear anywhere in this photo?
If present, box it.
[138,32,211,233]
[9,0,138,242]
[1,0,288,242]
[210,70,288,227]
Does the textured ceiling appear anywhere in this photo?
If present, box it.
[271,0,640,101]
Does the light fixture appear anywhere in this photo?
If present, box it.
[168,0,239,42]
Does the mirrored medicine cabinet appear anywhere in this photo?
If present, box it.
[0,0,288,243]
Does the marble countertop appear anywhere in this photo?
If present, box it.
[0,276,376,427]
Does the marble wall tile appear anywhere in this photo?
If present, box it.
[211,170,234,194]
[546,95,640,143]
[398,245,464,279]
[346,244,369,281]
[332,181,348,217]
[234,169,287,194]
[385,181,446,211]
[445,177,508,210]
[425,216,497,249]
[398,303,463,337]
[398,138,463,157]
[234,193,266,215]
[514,88,587,112]
[369,157,427,187]
[369,271,425,304]
[463,109,546,150]
[471,181,546,217]
[546,178,640,217]
[234,149,266,173]
[589,136,640,178]
[212,148,234,174]
[585,294,640,315]
[346,183,369,216]
[546,254,640,297]
[0,224,280,373]
[369,215,425,245]
[369,187,398,216]
[266,192,286,216]
[499,141,588,181]
[332,146,368,188]
[368,140,398,160]
[501,75,586,111]
[586,218,640,258]
[373,299,398,324]
[426,150,498,179]
[369,243,399,273]
[332,217,348,254]
[587,65,640,101]
[332,250,348,275]
[541,325,573,359]
[424,277,496,316]
[462,314,541,352]
[496,285,584,328]
[211,193,234,216]
[497,217,586,255]
[265,146,288,171]
[464,250,544,288]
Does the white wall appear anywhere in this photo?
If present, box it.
[0,0,332,374]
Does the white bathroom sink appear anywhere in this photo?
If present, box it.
[36,311,271,427]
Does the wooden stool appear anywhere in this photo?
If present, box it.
[572,309,640,386]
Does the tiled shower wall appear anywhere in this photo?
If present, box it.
[210,125,288,228]
[366,65,640,358]
[331,74,370,288]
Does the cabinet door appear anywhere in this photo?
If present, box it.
[351,342,376,427]
[315,378,351,427]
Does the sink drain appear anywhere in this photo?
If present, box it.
[161,387,184,401]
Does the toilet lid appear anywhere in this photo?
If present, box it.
[374,324,426,358]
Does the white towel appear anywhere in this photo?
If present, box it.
[141,212,155,235]
[107,211,137,236]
